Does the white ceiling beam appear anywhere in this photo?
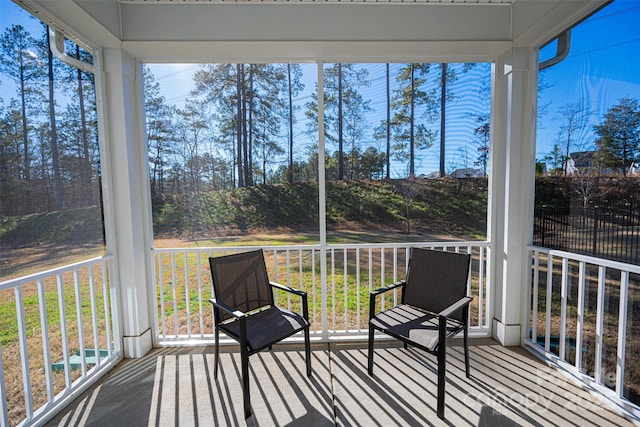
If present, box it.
[116,3,511,42]
[129,40,513,63]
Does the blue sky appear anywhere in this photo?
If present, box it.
[536,1,640,160]
[2,0,639,173]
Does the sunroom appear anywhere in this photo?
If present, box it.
[1,0,639,425]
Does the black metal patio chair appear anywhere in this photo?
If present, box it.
[208,249,312,418]
[367,247,472,419]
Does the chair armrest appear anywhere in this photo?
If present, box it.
[208,298,247,319]
[369,281,405,319]
[370,280,405,297]
[270,281,307,297]
[438,296,472,319]
[269,282,309,321]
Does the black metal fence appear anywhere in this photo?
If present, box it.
[533,202,640,265]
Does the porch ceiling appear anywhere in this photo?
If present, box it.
[16,0,607,61]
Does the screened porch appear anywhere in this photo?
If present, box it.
[1,0,640,426]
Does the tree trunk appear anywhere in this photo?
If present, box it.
[386,63,391,179]
[236,64,244,188]
[77,46,93,205]
[242,65,250,187]
[409,64,415,178]
[439,63,447,178]
[288,64,294,183]
[19,51,31,213]
[247,66,253,187]
[47,28,63,210]
[338,63,344,180]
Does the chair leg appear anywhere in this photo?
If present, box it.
[214,327,220,379]
[304,326,312,377]
[464,324,470,378]
[437,345,446,419]
[241,346,251,418]
[367,326,375,376]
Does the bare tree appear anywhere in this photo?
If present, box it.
[555,102,588,175]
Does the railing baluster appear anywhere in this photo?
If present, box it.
[74,270,87,377]
[89,265,101,368]
[575,261,586,371]
[343,249,348,331]
[171,253,178,337]
[37,278,54,403]
[593,264,605,385]
[57,274,72,388]
[380,248,385,311]
[197,254,204,337]
[331,248,336,332]
[356,247,361,332]
[15,286,34,420]
[393,247,398,306]
[531,250,539,343]
[287,250,292,311]
[479,245,485,328]
[102,261,113,357]
[312,249,317,331]
[616,271,629,399]
[0,342,8,427]
[545,254,553,352]
[559,258,568,360]
[158,253,167,340]
[298,249,303,291]
[184,252,191,338]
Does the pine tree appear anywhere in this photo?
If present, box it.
[392,63,436,177]
[594,97,640,177]
[0,25,43,212]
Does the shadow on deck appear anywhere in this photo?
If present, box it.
[45,339,632,426]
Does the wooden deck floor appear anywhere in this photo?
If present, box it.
[45,339,634,426]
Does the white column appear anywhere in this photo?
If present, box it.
[99,48,153,358]
[490,47,538,346]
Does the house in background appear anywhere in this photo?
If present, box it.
[566,151,598,175]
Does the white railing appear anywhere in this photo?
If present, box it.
[0,255,121,427]
[152,241,491,344]
[526,246,640,419]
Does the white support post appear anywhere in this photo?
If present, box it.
[490,47,538,346]
[99,48,153,358]
[318,61,328,341]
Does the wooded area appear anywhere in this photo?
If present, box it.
[1,22,639,230]
[0,24,99,218]
[144,61,492,206]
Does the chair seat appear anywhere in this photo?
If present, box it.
[370,304,464,352]
[219,306,309,352]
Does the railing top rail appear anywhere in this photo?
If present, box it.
[528,245,640,274]
[152,244,322,254]
[325,240,489,250]
[152,240,490,254]
[0,254,113,291]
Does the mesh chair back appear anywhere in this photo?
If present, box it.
[403,248,471,321]
[209,249,274,323]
